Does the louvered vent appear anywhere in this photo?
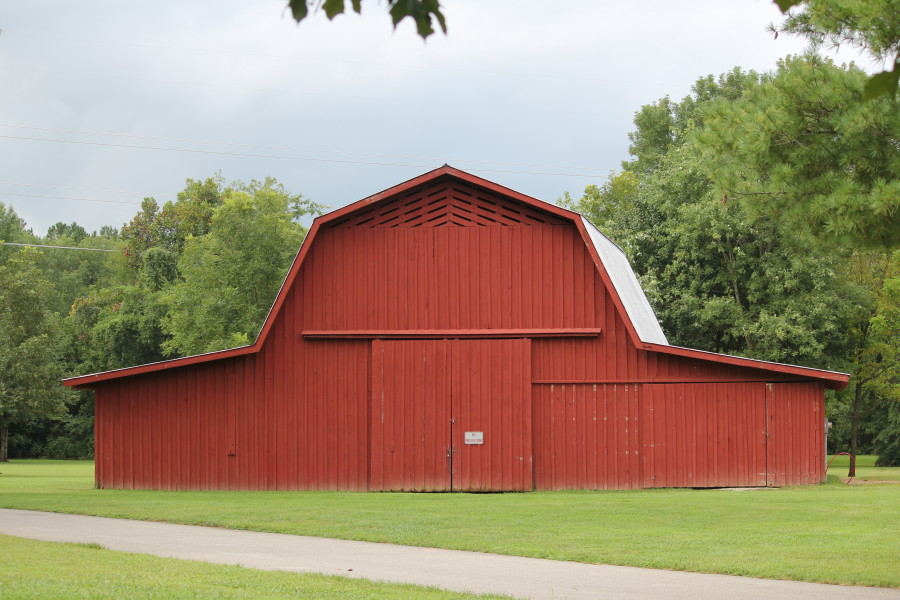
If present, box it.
[333,180,565,228]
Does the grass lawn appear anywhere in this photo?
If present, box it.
[1,459,898,588]
[0,534,509,600]
[826,454,900,481]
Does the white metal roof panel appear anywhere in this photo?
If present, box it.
[581,216,669,345]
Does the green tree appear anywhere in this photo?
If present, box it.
[120,176,226,273]
[0,202,37,264]
[161,178,323,356]
[2,175,322,459]
[692,56,900,468]
[46,222,88,243]
[876,400,900,466]
[773,0,900,99]
[63,286,168,375]
[120,198,162,272]
[0,249,70,461]
[560,171,639,238]
[568,149,859,367]
[848,250,900,468]
[695,54,899,249]
[565,70,862,366]
[155,176,227,255]
[34,232,125,317]
[98,225,119,240]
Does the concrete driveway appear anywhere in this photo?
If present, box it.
[1,508,896,600]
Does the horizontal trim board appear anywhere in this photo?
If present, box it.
[303,328,602,339]
[532,378,821,385]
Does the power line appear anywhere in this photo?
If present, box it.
[0,192,142,205]
[0,134,614,179]
[0,133,430,168]
[0,180,175,197]
[0,124,617,174]
[1,242,117,252]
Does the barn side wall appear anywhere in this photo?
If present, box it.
[92,179,830,490]
[94,287,371,491]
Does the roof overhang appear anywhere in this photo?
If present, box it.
[641,343,850,390]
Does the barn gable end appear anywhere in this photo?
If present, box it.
[331,177,568,229]
[65,166,849,492]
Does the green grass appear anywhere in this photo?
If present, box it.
[0,534,509,599]
[1,460,898,588]
[826,454,900,481]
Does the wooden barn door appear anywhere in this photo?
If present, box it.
[765,383,825,487]
[450,339,532,491]
[370,339,452,491]
[369,338,532,491]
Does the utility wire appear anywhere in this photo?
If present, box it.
[1,242,117,252]
[0,134,613,179]
[0,180,175,197]
[0,124,616,174]
[0,192,142,205]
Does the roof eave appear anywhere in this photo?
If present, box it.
[62,345,257,389]
[641,342,851,390]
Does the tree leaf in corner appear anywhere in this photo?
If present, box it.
[288,0,309,21]
[862,67,899,101]
[773,0,802,13]
[322,0,346,19]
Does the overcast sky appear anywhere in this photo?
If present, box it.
[1,1,868,236]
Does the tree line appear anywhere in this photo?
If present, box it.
[0,177,324,460]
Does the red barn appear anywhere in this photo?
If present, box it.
[64,166,849,491]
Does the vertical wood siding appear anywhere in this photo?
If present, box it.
[532,384,640,490]
[91,177,831,490]
[370,339,452,491]
[450,338,532,491]
[300,225,600,331]
[766,382,825,486]
[94,336,370,491]
[641,383,767,488]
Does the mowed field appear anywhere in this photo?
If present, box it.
[0,534,511,600]
[0,459,898,588]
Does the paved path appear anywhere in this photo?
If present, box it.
[1,509,896,600]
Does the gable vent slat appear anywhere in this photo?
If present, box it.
[338,180,565,229]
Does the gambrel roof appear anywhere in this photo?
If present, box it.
[64,166,849,390]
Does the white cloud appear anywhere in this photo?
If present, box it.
[0,0,838,235]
